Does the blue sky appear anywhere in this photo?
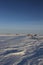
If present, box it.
[0,0,43,34]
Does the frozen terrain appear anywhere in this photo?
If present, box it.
[0,34,43,65]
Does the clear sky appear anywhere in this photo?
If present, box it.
[0,0,43,34]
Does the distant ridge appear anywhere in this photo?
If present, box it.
[0,33,26,36]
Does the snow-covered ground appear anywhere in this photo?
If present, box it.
[0,34,43,65]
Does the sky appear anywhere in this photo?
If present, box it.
[0,0,43,34]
